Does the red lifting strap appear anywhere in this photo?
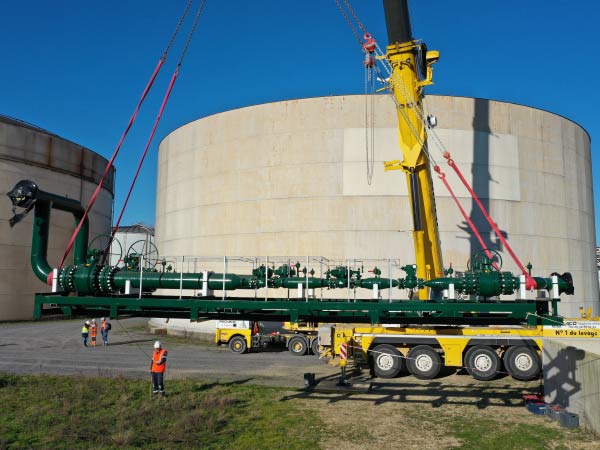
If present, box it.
[111,69,180,240]
[434,165,500,271]
[443,152,537,289]
[58,58,165,270]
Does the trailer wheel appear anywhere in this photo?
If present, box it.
[310,338,322,356]
[288,336,308,356]
[228,336,247,354]
[504,346,541,381]
[407,345,441,380]
[371,344,404,379]
[466,345,500,381]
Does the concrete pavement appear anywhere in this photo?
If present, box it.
[0,318,337,387]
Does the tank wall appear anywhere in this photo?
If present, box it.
[156,95,598,317]
[0,118,113,320]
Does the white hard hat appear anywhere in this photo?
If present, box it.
[101,317,105,321]
[85,321,90,325]
[154,341,161,349]
[91,318,96,322]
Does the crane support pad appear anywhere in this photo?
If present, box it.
[33,293,560,326]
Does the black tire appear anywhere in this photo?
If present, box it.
[407,345,442,380]
[503,346,541,381]
[288,336,309,356]
[228,336,247,354]
[371,344,405,379]
[463,347,476,375]
[310,337,322,356]
[466,345,500,381]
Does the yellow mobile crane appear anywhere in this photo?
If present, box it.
[380,0,443,298]
[317,0,600,381]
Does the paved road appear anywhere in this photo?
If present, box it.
[0,318,337,387]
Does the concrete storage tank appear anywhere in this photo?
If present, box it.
[155,95,598,319]
[0,115,114,320]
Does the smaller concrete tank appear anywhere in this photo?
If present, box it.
[0,115,114,320]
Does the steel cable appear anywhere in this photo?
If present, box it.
[177,0,208,67]
[110,0,208,250]
[59,0,202,269]
[334,0,363,44]
[164,0,195,58]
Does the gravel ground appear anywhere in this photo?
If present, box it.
[0,318,336,387]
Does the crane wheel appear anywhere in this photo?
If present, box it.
[310,338,322,356]
[288,336,309,356]
[503,346,541,381]
[406,345,442,380]
[465,345,500,381]
[228,336,248,354]
[370,344,405,379]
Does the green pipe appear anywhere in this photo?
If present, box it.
[425,272,574,297]
[358,277,399,290]
[9,180,89,284]
[31,201,52,283]
[271,277,328,290]
[532,276,574,295]
[36,190,89,266]
[111,271,260,291]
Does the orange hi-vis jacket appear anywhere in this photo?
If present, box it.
[151,348,168,373]
[89,322,98,337]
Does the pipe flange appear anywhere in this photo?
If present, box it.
[92,264,103,294]
[98,265,110,294]
[59,266,76,292]
[98,265,119,294]
[108,266,119,292]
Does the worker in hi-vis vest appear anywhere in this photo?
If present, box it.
[100,317,111,346]
[81,321,90,347]
[89,318,98,347]
[150,341,168,397]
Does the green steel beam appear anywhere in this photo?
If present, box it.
[33,293,561,326]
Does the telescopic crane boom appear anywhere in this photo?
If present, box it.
[382,0,443,298]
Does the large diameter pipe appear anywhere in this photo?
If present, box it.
[425,273,574,297]
[111,271,258,291]
[271,277,328,290]
[31,201,52,284]
[358,278,399,290]
[8,180,89,284]
[37,189,89,266]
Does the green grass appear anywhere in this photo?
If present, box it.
[448,418,567,450]
[0,374,323,450]
[1,374,597,450]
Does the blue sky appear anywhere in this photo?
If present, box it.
[1,1,598,241]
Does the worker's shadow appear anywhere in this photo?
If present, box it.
[105,338,156,346]
[193,378,253,392]
[280,370,533,409]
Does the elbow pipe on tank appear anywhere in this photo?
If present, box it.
[7,180,89,284]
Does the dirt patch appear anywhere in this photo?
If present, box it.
[285,373,599,450]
